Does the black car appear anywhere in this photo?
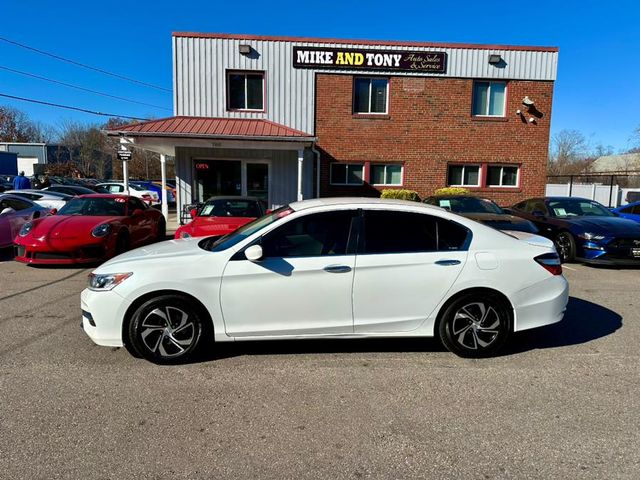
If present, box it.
[424,195,539,233]
[44,185,109,196]
[510,196,640,265]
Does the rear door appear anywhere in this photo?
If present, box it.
[220,210,358,337]
[353,209,470,333]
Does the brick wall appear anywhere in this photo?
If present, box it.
[315,73,554,206]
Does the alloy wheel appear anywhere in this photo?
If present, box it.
[451,302,502,350]
[555,233,572,261]
[140,306,196,358]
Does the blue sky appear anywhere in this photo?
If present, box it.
[1,0,639,151]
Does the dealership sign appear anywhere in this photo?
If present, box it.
[293,46,447,73]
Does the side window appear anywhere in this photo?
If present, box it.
[631,205,640,215]
[619,206,633,214]
[6,198,31,211]
[128,197,145,213]
[363,211,470,254]
[261,211,356,258]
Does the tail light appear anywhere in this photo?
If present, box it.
[534,252,563,275]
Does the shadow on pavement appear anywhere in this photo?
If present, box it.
[505,296,622,355]
[191,296,622,363]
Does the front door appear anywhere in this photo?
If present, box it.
[246,163,269,204]
[353,210,470,333]
[220,210,357,337]
[195,160,242,202]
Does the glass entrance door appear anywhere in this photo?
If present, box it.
[246,163,269,203]
[195,160,241,202]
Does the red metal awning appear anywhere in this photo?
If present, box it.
[105,116,314,141]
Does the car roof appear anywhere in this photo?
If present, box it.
[0,193,37,204]
[289,197,443,212]
[204,196,262,202]
[427,195,493,201]
[76,194,133,200]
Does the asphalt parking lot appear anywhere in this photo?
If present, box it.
[0,251,638,480]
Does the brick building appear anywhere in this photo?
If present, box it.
[106,32,558,214]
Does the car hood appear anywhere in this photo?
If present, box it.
[565,216,640,235]
[185,216,255,235]
[27,215,120,240]
[96,237,208,271]
[460,213,537,233]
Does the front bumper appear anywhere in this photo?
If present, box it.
[81,288,132,347]
[14,238,111,265]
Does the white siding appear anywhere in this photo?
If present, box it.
[174,36,558,134]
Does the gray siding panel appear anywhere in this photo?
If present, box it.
[175,37,558,134]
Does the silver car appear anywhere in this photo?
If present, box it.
[0,194,50,248]
[5,189,72,211]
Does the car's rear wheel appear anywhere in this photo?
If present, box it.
[127,294,206,364]
[555,231,576,263]
[438,292,511,358]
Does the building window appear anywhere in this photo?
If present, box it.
[448,165,480,187]
[487,165,519,187]
[330,163,364,185]
[227,71,264,111]
[353,77,388,114]
[371,164,403,186]
[472,81,506,116]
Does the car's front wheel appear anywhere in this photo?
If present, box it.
[127,294,207,364]
[438,292,512,358]
[555,232,576,263]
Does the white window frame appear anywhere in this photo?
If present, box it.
[226,71,265,111]
[330,163,364,186]
[371,164,404,186]
[472,81,507,117]
[486,165,520,188]
[353,77,389,114]
[447,164,481,187]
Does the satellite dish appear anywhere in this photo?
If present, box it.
[522,96,535,106]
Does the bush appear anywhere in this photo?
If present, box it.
[433,187,471,196]
[380,189,421,202]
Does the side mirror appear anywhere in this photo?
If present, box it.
[244,244,263,262]
[1,207,15,215]
[190,208,198,219]
[49,208,57,215]
[132,208,144,216]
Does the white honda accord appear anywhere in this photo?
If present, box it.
[81,198,569,363]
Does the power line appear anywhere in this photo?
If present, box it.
[0,65,171,111]
[0,93,150,121]
[0,36,172,93]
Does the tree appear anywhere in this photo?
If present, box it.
[547,129,594,176]
[0,105,49,142]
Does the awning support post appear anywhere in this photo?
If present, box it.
[297,148,304,202]
[160,154,168,220]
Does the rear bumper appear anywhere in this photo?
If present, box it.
[512,275,569,332]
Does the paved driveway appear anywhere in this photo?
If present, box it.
[0,251,638,479]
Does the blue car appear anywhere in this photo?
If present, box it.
[510,196,640,265]
[613,201,640,223]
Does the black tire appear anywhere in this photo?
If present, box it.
[438,292,512,358]
[555,231,576,263]
[126,294,207,364]
[115,230,130,255]
[156,218,166,241]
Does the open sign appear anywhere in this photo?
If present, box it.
[195,163,210,170]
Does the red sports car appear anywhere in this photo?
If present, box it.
[175,196,266,239]
[14,194,165,265]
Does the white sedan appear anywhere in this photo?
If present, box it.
[5,189,71,211]
[81,198,569,363]
[97,182,159,205]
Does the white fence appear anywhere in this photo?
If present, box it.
[545,183,640,207]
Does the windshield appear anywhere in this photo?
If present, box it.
[128,184,147,191]
[435,197,503,214]
[199,199,262,218]
[199,206,293,252]
[548,199,614,218]
[57,197,126,216]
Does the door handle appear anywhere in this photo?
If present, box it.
[323,264,352,273]
[435,259,461,266]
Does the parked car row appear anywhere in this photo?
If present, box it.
[426,194,640,266]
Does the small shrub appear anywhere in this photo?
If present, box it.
[433,187,471,197]
[380,189,421,202]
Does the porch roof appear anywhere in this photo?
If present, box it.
[104,116,315,142]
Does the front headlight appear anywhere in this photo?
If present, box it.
[92,223,111,238]
[88,272,132,291]
[578,232,606,241]
[19,222,33,237]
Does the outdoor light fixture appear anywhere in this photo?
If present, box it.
[488,54,502,65]
[239,44,252,55]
